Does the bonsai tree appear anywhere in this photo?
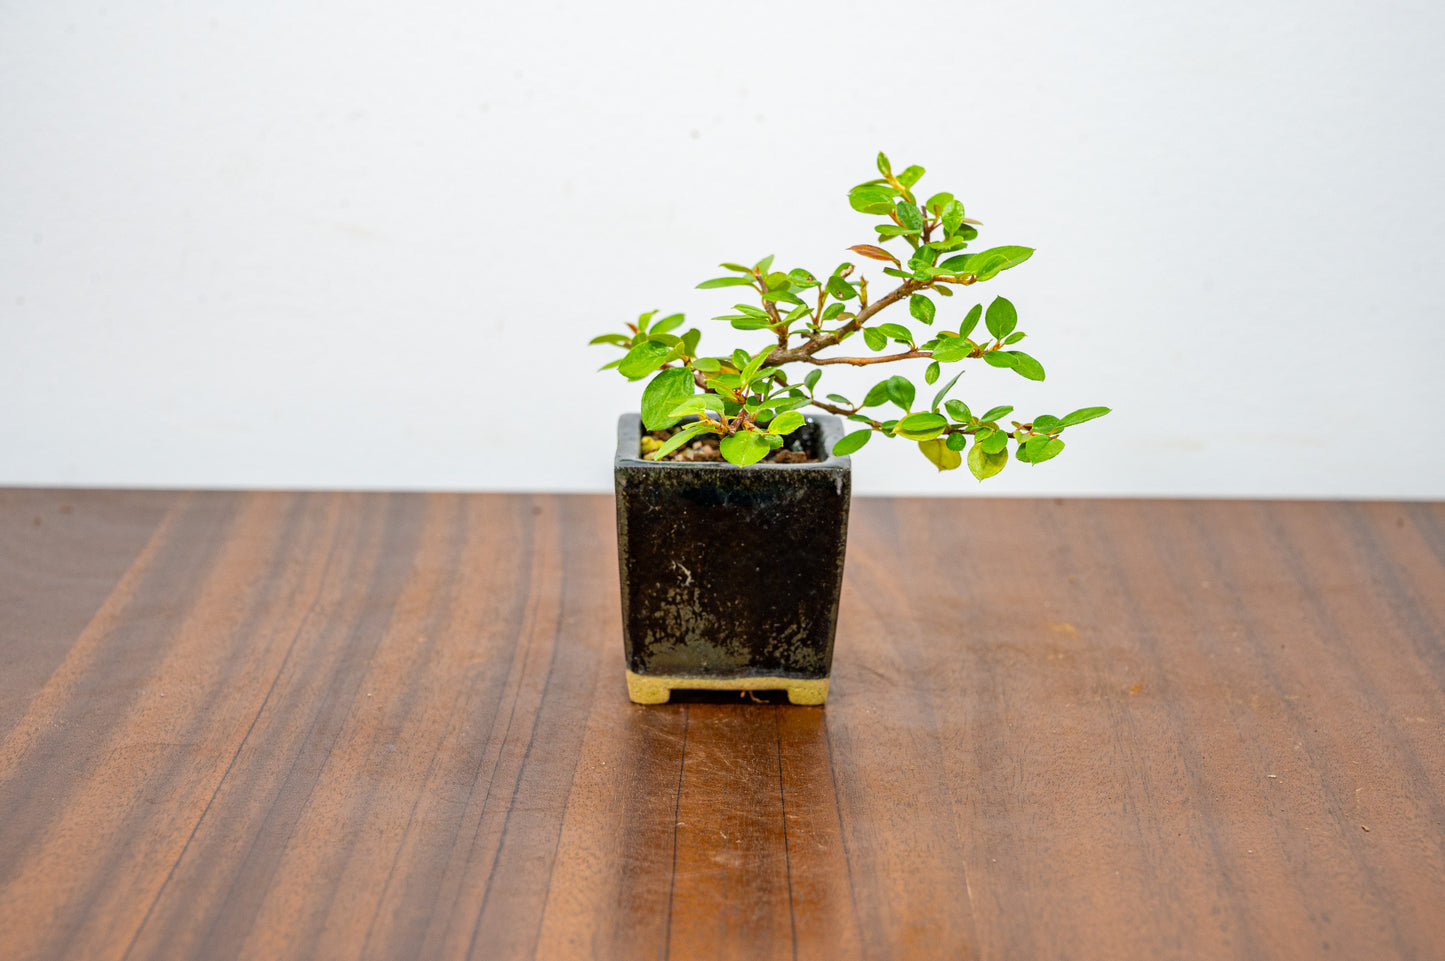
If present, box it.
[590,152,1109,479]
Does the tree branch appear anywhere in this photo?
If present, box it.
[803,349,931,367]
[764,278,921,366]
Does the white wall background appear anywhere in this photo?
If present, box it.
[3,0,1442,498]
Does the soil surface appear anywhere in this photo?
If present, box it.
[642,427,818,463]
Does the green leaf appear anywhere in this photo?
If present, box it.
[945,399,972,422]
[942,199,965,237]
[895,201,924,231]
[762,289,805,306]
[767,411,806,435]
[1003,331,1026,345]
[697,276,756,289]
[804,369,822,391]
[651,313,685,334]
[832,429,871,456]
[825,392,852,405]
[931,369,965,410]
[588,333,632,346]
[720,262,751,273]
[909,294,936,325]
[598,358,622,371]
[826,275,857,301]
[863,327,887,351]
[930,336,972,363]
[668,394,727,417]
[876,224,921,238]
[885,375,915,411]
[692,357,722,373]
[980,405,1014,423]
[740,346,772,386]
[848,185,898,215]
[967,443,1008,480]
[1007,350,1045,381]
[1032,414,1062,434]
[720,431,771,466]
[968,246,1034,280]
[985,297,1018,340]
[822,303,846,320]
[958,304,983,339]
[876,152,893,177]
[710,372,743,390]
[650,421,712,460]
[788,268,819,287]
[681,328,701,356]
[918,438,962,471]
[924,192,954,214]
[877,322,913,343]
[1024,437,1065,464]
[896,411,948,440]
[908,248,939,274]
[765,271,789,290]
[755,254,775,273]
[924,361,941,385]
[641,367,696,430]
[862,380,891,407]
[945,432,968,452]
[618,340,677,380]
[980,429,1010,454]
[897,165,925,188]
[984,352,1017,370]
[729,316,772,331]
[1059,406,1112,427]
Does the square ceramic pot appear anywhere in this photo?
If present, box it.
[613,413,851,705]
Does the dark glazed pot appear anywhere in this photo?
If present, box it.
[613,413,851,705]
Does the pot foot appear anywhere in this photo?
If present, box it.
[625,670,828,706]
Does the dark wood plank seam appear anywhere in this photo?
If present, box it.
[663,705,690,961]
[1259,504,1445,841]
[36,494,268,961]
[775,705,799,961]
[465,498,569,961]
[526,497,601,959]
[1184,504,1402,944]
[822,702,866,949]
[1206,504,1411,955]
[1404,503,1445,577]
[356,495,471,957]
[1082,503,1262,956]
[1340,503,1445,674]
[0,490,190,749]
[855,499,983,953]
[428,502,538,943]
[0,493,228,899]
[117,495,341,961]
[188,494,406,955]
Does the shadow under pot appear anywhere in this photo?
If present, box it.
[612,413,852,705]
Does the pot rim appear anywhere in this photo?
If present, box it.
[615,413,852,471]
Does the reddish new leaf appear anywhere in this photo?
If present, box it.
[847,244,900,266]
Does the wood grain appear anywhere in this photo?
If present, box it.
[1,490,1443,960]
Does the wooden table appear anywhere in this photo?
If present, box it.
[1,490,1443,961]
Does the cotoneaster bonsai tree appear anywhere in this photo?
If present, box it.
[591,152,1109,478]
